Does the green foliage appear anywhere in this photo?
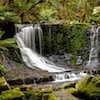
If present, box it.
[0,31,18,72]
[56,33,63,51]
[68,25,88,55]
[40,8,56,23]
[0,31,18,52]
[93,6,100,15]
[0,5,19,23]
[92,6,100,23]
[0,0,100,24]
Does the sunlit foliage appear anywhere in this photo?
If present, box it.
[0,0,99,24]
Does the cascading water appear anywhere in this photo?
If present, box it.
[15,24,66,72]
[15,23,87,82]
[54,71,87,82]
[86,25,100,67]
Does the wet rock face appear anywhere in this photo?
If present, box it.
[5,67,54,85]
[0,48,22,71]
[48,53,72,68]
[7,75,54,85]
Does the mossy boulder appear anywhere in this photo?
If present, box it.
[75,75,100,100]
[75,75,93,91]
[24,89,38,100]
[0,76,11,93]
[36,88,53,100]
[66,87,78,96]
[1,88,25,100]
[42,93,56,100]
[25,88,56,100]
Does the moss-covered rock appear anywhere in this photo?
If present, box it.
[75,75,100,100]
[1,88,25,100]
[75,75,93,91]
[0,76,11,93]
[42,93,56,100]
[36,88,53,100]
[66,87,78,96]
[25,88,56,100]
[37,88,56,100]
[24,89,38,100]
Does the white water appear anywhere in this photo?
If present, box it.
[86,26,100,67]
[54,72,87,82]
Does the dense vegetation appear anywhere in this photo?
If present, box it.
[0,0,100,24]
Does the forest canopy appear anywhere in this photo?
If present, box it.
[0,0,100,24]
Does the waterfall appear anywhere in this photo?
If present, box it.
[15,24,66,72]
[15,24,87,82]
[86,25,100,67]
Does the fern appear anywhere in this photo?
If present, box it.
[0,62,7,73]
[0,31,4,39]
[0,31,18,72]
[0,31,18,52]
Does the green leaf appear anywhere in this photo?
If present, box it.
[0,45,8,51]
[0,31,4,39]
[93,6,100,15]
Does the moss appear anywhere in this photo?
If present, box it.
[95,80,100,87]
[75,75,93,91]
[25,89,38,100]
[36,88,53,100]
[75,76,100,100]
[42,93,56,100]
[37,88,56,100]
[25,88,55,100]
[1,88,25,100]
[0,76,11,93]
[66,88,78,95]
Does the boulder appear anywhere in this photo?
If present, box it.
[37,88,56,100]
[1,88,25,100]
[65,87,78,96]
[0,76,10,93]
[75,75,100,100]
[42,93,56,100]
[25,88,56,100]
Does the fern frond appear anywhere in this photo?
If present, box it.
[0,45,8,51]
[0,31,4,39]
[0,38,15,44]
[0,38,18,51]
